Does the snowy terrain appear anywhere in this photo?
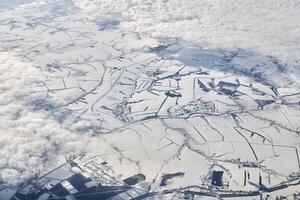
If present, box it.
[0,0,299,199]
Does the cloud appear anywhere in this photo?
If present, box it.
[74,0,300,64]
[0,52,88,187]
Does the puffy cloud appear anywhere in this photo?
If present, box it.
[74,0,300,64]
[0,52,88,186]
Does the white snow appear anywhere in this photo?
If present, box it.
[0,0,299,198]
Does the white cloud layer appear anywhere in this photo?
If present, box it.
[0,52,87,186]
[74,0,300,64]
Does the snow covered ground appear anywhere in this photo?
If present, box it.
[0,0,299,199]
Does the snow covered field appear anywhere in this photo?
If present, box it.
[0,0,299,199]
